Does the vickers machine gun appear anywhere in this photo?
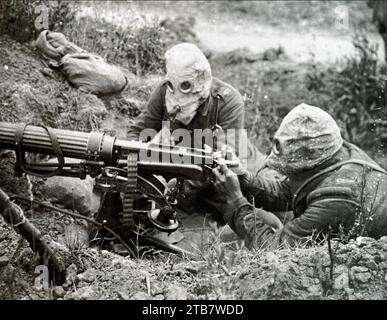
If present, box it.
[0,121,237,258]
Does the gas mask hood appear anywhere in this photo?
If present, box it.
[267,103,343,175]
[164,43,212,125]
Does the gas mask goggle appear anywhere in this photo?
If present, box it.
[164,43,212,126]
[267,104,344,175]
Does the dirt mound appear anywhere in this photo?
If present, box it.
[0,220,52,299]
[0,35,107,130]
[63,250,193,300]
[233,237,387,300]
[51,236,387,300]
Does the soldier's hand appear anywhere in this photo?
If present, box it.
[212,161,244,202]
[219,145,248,176]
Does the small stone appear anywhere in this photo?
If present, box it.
[354,293,364,300]
[77,286,95,300]
[334,273,349,290]
[117,291,130,300]
[307,292,322,299]
[53,286,65,299]
[379,262,387,269]
[54,224,64,233]
[333,265,348,275]
[361,253,375,261]
[336,247,350,255]
[77,270,96,283]
[150,284,164,296]
[364,260,378,270]
[344,288,354,296]
[356,237,375,247]
[40,67,54,78]
[379,236,387,244]
[351,266,369,273]
[164,285,188,300]
[132,292,151,300]
[0,256,10,267]
[153,294,165,300]
[42,171,100,216]
[354,272,372,283]
[307,284,321,294]
[300,278,310,289]
[347,254,362,266]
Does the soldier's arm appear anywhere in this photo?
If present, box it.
[238,171,293,211]
[127,83,165,141]
[225,198,356,250]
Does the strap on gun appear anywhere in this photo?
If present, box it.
[14,123,65,178]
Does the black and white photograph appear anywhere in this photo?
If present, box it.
[0,0,387,305]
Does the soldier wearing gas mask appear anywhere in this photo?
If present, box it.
[212,104,387,249]
[127,43,266,220]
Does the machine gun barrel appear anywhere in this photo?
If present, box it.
[0,122,234,180]
[0,122,119,164]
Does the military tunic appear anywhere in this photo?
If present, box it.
[127,77,265,173]
[224,141,387,249]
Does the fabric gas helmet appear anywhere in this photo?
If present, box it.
[164,43,212,126]
[267,103,343,175]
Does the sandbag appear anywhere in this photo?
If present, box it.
[60,53,128,95]
[35,30,84,60]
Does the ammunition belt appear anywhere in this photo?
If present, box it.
[119,152,138,234]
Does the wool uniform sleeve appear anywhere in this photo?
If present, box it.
[225,198,357,250]
[239,171,293,211]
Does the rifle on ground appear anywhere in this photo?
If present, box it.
[0,122,237,256]
[0,187,66,283]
